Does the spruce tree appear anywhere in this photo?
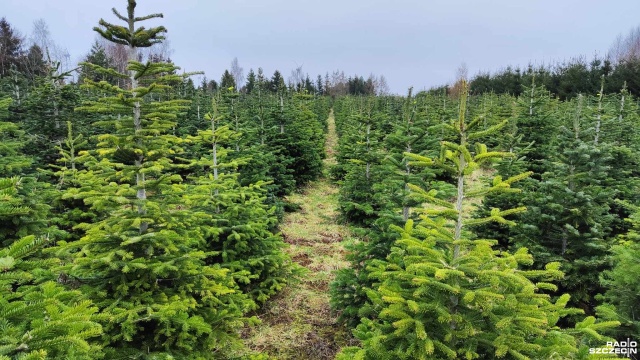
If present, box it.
[245,68,256,94]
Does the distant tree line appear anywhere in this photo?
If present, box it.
[472,57,636,100]
[202,66,390,97]
[425,57,638,100]
[426,26,640,100]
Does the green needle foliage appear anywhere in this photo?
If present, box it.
[20,64,83,170]
[0,178,103,360]
[0,98,53,246]
[55,1,254,357]
[598,204,640,339]
[331,93,446,327]
[501,94,617,312]
[336,99,385,226]
[186,97,292,304]
[337,82,618,360]
[0,97,32,176]
[48,122,96,244]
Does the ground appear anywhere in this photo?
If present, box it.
[239,110,354,359]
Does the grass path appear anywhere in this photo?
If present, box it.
[241,110,353,359]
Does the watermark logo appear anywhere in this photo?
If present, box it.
[590,338,637,358]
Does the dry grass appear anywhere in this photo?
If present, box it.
[238,110,353,360]
[322,109,339,170]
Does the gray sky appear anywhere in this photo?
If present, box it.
[3,0,640,93]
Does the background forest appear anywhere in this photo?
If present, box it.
[1,1,640,359]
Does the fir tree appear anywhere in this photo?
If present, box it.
[511,94,616,311]
[336,99,384,226]
[57,2,254,357]
[79,41,116,84]
[598,204,640,339]
[245,68,256,94]
[0,178,103,359]
[186,97,292,303]
[0,98,52,245]
[21,64,83,168]
[0,97,31,175]
[270,70,286,94]
[332,93,446,328]
[48,121,95,243]
[316,74,324,95]
[256,67,267,92]
[0,18,23,77]
[0,234,103,360]
[220,69,236,92]
[269,93,325,187]
[22,44,47,82]
[337,82,618,360]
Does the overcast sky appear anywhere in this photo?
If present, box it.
[3,0,640,93]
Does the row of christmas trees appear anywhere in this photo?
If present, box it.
[330,79,640,358]
[0,1,328,358]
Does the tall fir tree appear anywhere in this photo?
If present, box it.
[0,18,23,77]
[56,2,254,357]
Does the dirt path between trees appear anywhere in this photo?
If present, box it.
[241,110,353,359]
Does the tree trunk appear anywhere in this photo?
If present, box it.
[619,82,627,121]
[279,95,285,134]
[403,142,412,222]
[365,122,371,180]
[574,94,583,140]
[529,78,535,116]
[128,14,147,233]
[594,76,604,145]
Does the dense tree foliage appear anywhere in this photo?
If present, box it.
[0,2,329,358]
[445,56,640,100]
[333,84,621,360]
[2,2,640,359]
